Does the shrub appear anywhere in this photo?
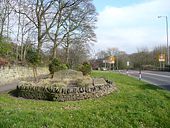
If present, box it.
[0,36,13,58]
[75,76,93,87]
[49,58,67,78]
[26,49,41,81]
[26,49,41,66]
[78,62,91,76]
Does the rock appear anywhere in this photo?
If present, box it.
[93,78,107,86]
[53,69,83,80]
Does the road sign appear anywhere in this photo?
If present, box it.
[159,54,165,62]
[107,56,115,64]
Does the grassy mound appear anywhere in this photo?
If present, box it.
[0,71,170,128]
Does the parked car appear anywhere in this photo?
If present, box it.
[101,67,107,71]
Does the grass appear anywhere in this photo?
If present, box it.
[0,71,170,128]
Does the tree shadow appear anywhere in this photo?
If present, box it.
[8,89,18,97]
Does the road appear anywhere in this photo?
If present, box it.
[123,70,170,91]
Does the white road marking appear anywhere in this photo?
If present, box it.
[128,70,170,78]
[142,72,170,78]
[142,74,170,83]
[123,70,170,90]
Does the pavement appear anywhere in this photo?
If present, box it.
[0,80,19,93]
[0,74,49,93]
[121,70,170,91]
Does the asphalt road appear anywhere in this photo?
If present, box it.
[124,70,170,91]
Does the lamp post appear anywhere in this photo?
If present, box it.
[158,16,169,65]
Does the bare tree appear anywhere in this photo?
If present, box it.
[11,0,56,55]
[44,0,86,59]
[44,0,72,59]
[69,39,90,69]
[0,0,11,37]
[15,0,21,62]
[61,0,97,63]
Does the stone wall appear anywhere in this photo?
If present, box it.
[16,81,116,102]
[0,66,49,86]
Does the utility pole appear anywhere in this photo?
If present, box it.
[158,16,169,65]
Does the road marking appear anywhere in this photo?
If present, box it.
[124,71,170,91]
[128,73,169,90]
[128,71,170,82]
[142,72,170,78]
[142,75,170,83]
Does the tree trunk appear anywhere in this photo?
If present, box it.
[0,18,5,37]
[16,1,21,62]
[23,47,27,61]
[66,47,69,64]
[33,66,38,82]
[33,67,36,81]
[37,23,42,55]
[16,46,19,62]
[37,38,43,56]
[0,25,4,37]
[51,73,54,79]
[52,42,58,59]
[20,33,24,61]
[6,3,10,38]
[20,14,25,61]
[0,1,7,37]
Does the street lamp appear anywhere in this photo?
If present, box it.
[158,16,169,65]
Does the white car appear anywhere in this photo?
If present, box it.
[101,67,107,71]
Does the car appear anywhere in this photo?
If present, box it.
[101,67,107,71]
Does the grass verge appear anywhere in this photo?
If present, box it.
[0,71,170,128]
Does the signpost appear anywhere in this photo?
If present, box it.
[139,70,142,80]
[159,54,165,70]
[107,56,115,64]
[103,60,106,69]
[126,61,129,75]
[159,54,166,62]
[104,56,115,70]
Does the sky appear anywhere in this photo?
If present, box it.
[92,0,170,54]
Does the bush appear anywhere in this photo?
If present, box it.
[26,49,41,81]
[78,62,92,76]
[49,58,67,78]
[75,76,93,87]
[0,36,13,58]
[26,49,41,66]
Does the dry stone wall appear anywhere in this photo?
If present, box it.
[16,80,116,102]
[0,66,49,86]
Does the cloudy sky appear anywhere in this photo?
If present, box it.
[92,0,170,54]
